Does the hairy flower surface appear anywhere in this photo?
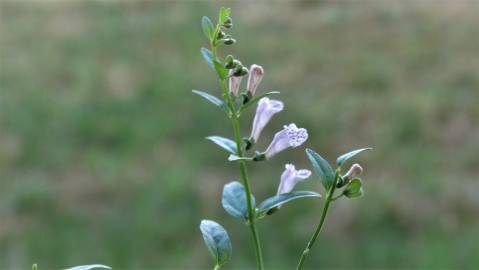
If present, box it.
[246,64,264,96]
[277,164,312,195]
[264,123,308,159]
[250,97,284,143]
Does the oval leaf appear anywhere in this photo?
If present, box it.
[239,91,280,112]
[192,90,226,110]
[306,148,335,190]
[199,220,232,268]
[336,148,372,167]
[201,16,215,41]
[64,265,111,270]
[222,181,255,219]
[206,136,237,154]
[256,191,321,217]
[343,178,363,198]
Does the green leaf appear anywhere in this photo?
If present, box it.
[228,154,253,162]
[192,90,226,110]
[239,91,280,112]
[219,7,231,25]
[199,220,232,268]
[222,181,254,219]
[256,191,321,218]
[306,148,336,190]
[206,136,237,154]
[201,16,215,41]
[343,178,363,198]
[213,60,229,80]
[336,147,372,167]
[200,47,214,69]
[64,265,111,270]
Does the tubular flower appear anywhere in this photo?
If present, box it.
[229,70,243,96]
[246,64,264,96]
[277,164,312,195]
[264,123,308,159]
[250,97,284,143]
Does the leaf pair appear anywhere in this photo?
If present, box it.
[306,148,371,191]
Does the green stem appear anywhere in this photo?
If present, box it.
[212,40,264,270]
[295,170,340,270]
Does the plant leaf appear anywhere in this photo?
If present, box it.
[213,60,228,80]
[199,220,232,268]
[206,136,237,154]
[228,154,253,162]
[64,265,111,270]
[256,191,321,217]
[192,90,226,110]
[343,178,363,198]
[200,47,214,69]
[201,16,215,41]
[219,7,231,25]
[306,148,335,190]
[336,147,372,167]
[239,91,280,112]
[222,181,254,219]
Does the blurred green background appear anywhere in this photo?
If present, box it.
[1,0,478,269]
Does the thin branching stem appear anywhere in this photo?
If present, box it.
[296,170,340,270]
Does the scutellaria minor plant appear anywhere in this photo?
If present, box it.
[195,8,371,270]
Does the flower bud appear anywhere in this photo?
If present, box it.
[223,37,236,45]
[217,31,226,40]
[264,123,308,159]
[246,64,264,96]
[250,97,283,143]
[228,70,243,96]
[233,65,248,77]
[340,164,363,186]
[226,59,241,70]
[277,164,312,195]
[223,17,233,28]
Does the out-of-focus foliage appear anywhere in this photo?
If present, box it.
[0,1,478,268]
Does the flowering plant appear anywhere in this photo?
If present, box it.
[196,7,370,270]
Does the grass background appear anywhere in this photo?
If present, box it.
[1,0,478,269]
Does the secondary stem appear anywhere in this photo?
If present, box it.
[295,170,340,270]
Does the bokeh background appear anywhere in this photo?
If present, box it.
[1,0,478,269]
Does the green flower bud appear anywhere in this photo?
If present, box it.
[217,30,226,40]
[223,37,236,45]
[223,17,233,28]
[233,64,248,77]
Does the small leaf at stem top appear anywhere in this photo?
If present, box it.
[336,148,372,167]
[305,148,335,191]
[201,16,215,41]
[219,7,231,25]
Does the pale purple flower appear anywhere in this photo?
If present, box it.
[264,123,308,159]
[277,164,312,195]
[344,163,363,180]
[229,70,243,96]
[250,97,284,143]
[246,64,264,96]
